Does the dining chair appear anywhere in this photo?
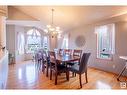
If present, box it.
[73,50,82,57]
[67,49,82,76]
[59,49,64,55]
[64,49,72,55]
[41,50,50,76]
[48,51,69,85]
[68,53,91,88]
[35,50,43,70]
[68,49,82,66]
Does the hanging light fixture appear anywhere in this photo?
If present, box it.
[44,9,62,36]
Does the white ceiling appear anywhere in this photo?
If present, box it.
[12,6,127,32]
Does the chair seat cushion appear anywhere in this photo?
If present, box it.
[50,63,66,71]
[57,64,66,71]
[68,64,80,74]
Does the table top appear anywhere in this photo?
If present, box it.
[119,56,127,60]
[55,54,80,62]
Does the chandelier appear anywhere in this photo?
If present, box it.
[44,9,62,36]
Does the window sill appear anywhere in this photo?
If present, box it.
[96,57,113,61]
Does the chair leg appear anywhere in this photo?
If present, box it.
[85,71,88,83]
[50,69,52,80]
[74,73,76,77]
[79,74,82,88]
[46,65,48,77]
[55,72,57,85]
[66,71,69,81]
[42,63,45,73]
[72,72,76,77]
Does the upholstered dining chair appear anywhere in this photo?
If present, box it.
[41,50,50,76]
[48,51,69,85]
[59,49,64,55]
[68,53,91,88]
[67,49,82,77]
[67,49,82,66]
[35,50,43,70]
[64,49,72,55]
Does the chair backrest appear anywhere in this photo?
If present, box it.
[64,49,72,55]
[73,49,82,57]
[59,49,64,55]
[35,50,43,61]
[79,53,91,74]
[48,51,58,70]
[42,50,47,61]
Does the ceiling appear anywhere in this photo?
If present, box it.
[11,6,127,32]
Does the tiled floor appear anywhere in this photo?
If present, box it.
[6,60,127,89]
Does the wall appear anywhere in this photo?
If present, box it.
[49,35,57,50]
[6,25,15,55]
[0,51,8,89]
[0,6,8,89]
[0,16,6,49]
[6,25,26,63]
[69,15,127,75]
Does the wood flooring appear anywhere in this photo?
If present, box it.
[6,61,127,89]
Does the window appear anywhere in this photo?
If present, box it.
[61,34,69,49]
[26,28,41,53]
[95,24,115,60]
[17,32,25,55]
[43,36,49,50]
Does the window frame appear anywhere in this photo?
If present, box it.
[26,28,42,54]
[95,23,115,60]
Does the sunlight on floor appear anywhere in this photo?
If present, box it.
[18,68,22,80]
[18,64,37,84]
[96,81,111,89]
[26,66,36,83]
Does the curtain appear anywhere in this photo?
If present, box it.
[61,34,69,49]
[17,32,25,55]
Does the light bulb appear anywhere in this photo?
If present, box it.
[56,27,60,30]
[47,25,51,28]
[49,28,55,31]
[44,29,48,33]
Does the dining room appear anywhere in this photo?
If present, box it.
[0,6,127,89]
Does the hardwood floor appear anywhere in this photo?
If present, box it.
[6,60,127,89]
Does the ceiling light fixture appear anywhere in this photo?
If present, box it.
[44,9,62,36]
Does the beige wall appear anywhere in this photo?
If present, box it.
[69,15,127,75]
[0,6,7,56]
[0,16,6,48]
[6,25,15,55]
[0,6,8,89]
[49,35,57,50]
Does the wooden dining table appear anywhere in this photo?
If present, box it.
[55,53,80,63]
[45,52,80,77]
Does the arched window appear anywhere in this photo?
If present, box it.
[26,28,41,53]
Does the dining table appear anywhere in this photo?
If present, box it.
[45,52,80,77]
[55,53,80,63]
